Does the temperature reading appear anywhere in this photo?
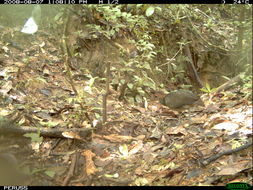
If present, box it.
[234,0,241,3]
[233,0,250,3]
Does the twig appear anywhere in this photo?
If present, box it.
[181,30,203,88]
[62,152,77,186]
[0,124,93,139]
[102,61,111,123]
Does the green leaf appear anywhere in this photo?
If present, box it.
[104,173,119,178]
[155,6,162,12]
[40,121,59,128]
[146,6,155,17]
[205,83,211,91]
[136,87,145,95]
[173,143,184,149]
[127,83,134,89]
[119,144,128,157]
[54,12,63,21]
[44,170,55,178]
[135,95,143,103]
[128,97,135,104]
[36,77,47,84]
[95,113,101,119]
[89,77,98,87]
[142,63,151,70]
[143,79,156,90]
[200,88,209,93]
[24,132,43,143]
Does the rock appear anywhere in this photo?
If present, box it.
[160,90,202,109]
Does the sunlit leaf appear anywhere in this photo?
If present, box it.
[146,6,155,17]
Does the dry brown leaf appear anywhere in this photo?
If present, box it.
[0,81,12,95]
[204,104,220,113]
[160,108,178,117]
[13,61,26,67]
[103,134,133,143]
[129,140,143,155]
[166,125,187,135]
[82,150,97,176]
[191,114,208,124]
[149,104,161,112]
[131,106,146,113]
[135,166,143,175]
[216,161,249,176]
[43,68,50,76]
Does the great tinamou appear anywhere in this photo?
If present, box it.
[160,89,203,109]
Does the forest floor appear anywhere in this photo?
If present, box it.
[0,30,252,186]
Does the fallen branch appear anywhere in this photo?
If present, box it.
[215,73,244,93]
[0,124,92,140]
[200,139,252,166]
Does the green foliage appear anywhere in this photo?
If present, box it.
[81,5,158,103]
[39,121,59,128]
[24,132,43,143]
[52,5,252,105]
[145,6,162,17]
[241,75,252,100]
[242,75,252,89]
[200,83,217,94]
[44,170,56,178]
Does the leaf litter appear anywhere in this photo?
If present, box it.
[0,27,251,186]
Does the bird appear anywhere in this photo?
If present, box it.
[159,89,204,111]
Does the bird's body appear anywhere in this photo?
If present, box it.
[160,89,203,109]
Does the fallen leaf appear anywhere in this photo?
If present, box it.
[129,140,143,155]
[131,106,146,113]
[213,122,239,134]
[82,150,97,176]
[216,161,250,176]
[166,125,186,136]
[103,134,133,143]
[0,81,12,95]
